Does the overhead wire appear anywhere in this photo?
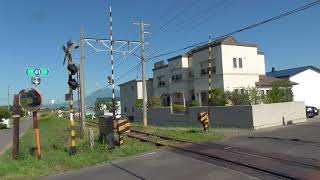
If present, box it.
[110,0,320,84]
[148,0,320,61]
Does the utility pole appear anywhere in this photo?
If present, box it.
[76,63,82,139]
[134,21,150,128]
[7,86,10,111]
[80,27,86,131]
[207,34,212,131]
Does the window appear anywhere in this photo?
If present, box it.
[159,81,166,87]
[233,58,244,69]
[171,74,182,81]
[260,90,265,95]
[124,107,127,112]
[240,89,245,94]
[201,67,216,75]
[132,107,134,112]
[233,58,237,68]
[131,86,134,91]
[158,76,166,87]
[234,89,239,94]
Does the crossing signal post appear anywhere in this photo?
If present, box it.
[63,40,79,155]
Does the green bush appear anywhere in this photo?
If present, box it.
[172,104,186,114]
[248,87,264,105]
[266,80,293,103]
[135,97,162,109]
[148,97,161,108]
[0,108,10,119]
[209,88,227,106]
[0,124,7,129]
[190,100,200,107]
[134,99,143,108]
[226,91,251,105]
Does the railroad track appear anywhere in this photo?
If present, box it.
[128,129,320,180]
[76,121,320,179]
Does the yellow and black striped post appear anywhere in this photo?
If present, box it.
[198,112,209,132]
[206,35,212,131]
[66,42,77,155]
[116,119,131,145]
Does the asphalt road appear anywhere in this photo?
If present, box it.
[217,117,320,161]
[43,150,258,180]
[0,116,33,155]
[43,117,320,180]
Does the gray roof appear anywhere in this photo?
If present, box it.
[256,75,297,87]
[267,66,320,78]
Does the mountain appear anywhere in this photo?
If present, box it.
[85,87,120,107]
[42,88,120,108]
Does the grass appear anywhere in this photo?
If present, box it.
[132,124,225,143]
[0,113,155,180]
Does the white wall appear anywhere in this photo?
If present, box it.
[221,45,265,90]
[120,80,153,117]
[290,69,320,108]
[120,81,138,117]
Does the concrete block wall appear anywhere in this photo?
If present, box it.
[252,101,306,129]
[132,102,306,129]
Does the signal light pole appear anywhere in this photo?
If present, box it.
[63,40,79,155]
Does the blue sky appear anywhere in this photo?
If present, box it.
[0,0,319,105]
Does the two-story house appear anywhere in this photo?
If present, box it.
[119,79,153,117]
[153,36,268,106]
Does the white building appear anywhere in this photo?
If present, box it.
[267,66,320,108]
[119,79,153,117]
[153,36,270,106]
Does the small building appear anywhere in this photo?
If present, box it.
[119,79,153,117]
[267,66,320,108]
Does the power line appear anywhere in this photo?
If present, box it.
[148,0,320,60]
[107,0,320,85]
[174,0,231,33]
[177,0,234,34]
[149,0,202,41]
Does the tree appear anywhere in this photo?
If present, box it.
[266,80,293,103]
[190,100,200,107]
[0,107,10,119]
[135,97,162,109]
[226,90,251,105]
[248,87,263,105]
[209,88,227,106]
[148,97,161,108]
[134,99,143,108]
